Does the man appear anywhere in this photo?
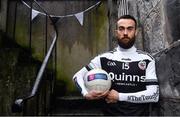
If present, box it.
[73,15,159,116]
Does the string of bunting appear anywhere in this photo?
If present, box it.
[22,0,101,26]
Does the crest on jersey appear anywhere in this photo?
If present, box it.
[138,61,146,70]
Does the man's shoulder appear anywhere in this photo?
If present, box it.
[98,48,118,56]
[136,50,154,60]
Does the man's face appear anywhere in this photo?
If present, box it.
[115,19,137,49]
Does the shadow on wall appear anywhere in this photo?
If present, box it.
[165,0,180,42]
[153,40,180,116]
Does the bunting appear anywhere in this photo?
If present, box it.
[31,9,40,20]
[22,0,101,26]
[74,12,84,26]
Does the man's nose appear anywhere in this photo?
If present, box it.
[124,29,128,35]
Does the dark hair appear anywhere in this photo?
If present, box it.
[117,15,137,29]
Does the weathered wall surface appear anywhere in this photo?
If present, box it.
[135,0,180,115]
[135,0,169,53]
[153,41,180,116]
[55,1,109,93]
[0,0,7,31]
[0,1,109,115]
[0,31,41,115]
[6,1,109,94]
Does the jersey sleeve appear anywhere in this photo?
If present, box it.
[85,55,102,70]
[73,67,89,96]
[145,59,158,85]
[72,55,101,96]
[118,59,159,103]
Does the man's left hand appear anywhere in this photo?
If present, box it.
[105,89,119,103]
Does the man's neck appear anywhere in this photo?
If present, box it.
[118,45,136,53]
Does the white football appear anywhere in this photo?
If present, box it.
[84,68,111,92]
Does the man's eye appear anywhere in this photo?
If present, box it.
[127,27,135,31]
[118,27,124,31]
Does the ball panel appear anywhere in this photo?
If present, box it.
[84,69,111,92]
[86,84,110,92]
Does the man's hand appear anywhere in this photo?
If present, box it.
[105,89,119,103]
[84,90,109,100]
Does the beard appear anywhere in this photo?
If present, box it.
[117,36,135,49]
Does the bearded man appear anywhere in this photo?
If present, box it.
[73,15,159,116]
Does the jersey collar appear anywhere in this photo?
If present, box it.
[117,45,137,53]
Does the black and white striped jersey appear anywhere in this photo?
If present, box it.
[73,46,159,115]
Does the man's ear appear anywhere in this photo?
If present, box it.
[114,30,118,37]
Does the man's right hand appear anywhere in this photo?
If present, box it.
[84,90,109,100]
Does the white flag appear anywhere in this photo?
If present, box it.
[32,9,40,20]
[75,12,84,26]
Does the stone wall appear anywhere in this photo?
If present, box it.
[136,0,169,53]
[0,31,41,115]
[6,1,109,94]
[154,41,180,116]
[135,0,180,115]
[0,0,7,31]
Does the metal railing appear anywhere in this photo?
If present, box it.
[11,0,58,115]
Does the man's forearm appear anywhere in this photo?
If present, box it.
[118,85,159,103]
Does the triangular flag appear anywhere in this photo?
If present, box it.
[32,9,39,20]
[75,12,84,26]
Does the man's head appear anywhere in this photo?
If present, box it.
[115,15,137,49]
